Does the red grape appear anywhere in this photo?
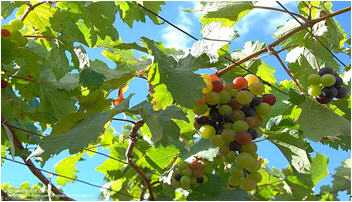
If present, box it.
[233,77,248,90]
[212,80,224,92]
[261,94,276,106]
[188,160,200,170]
[1,29,11,37]
[209,74,220,81]
[236,132,252,145]
[316,94,331,104]
[1,80,8,88]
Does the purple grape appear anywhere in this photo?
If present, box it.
[316,94,332,104]
[241,105,256,117]
[247,128,258,140]
[333,76,343,88]
[210,108,222,122]
[322,87,337,99]
[197,177,204,183]
[174,174,182,181]
[223,113,233,122]
[229,141,241,152]
[250,96,261,107]
[336,87,347,99]
[195,116,208,125]
[319,67,334,76]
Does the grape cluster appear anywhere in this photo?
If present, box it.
[193,74,276,192]
[171,159,208,189]
[308,67,347,104]
[1,19,27,64]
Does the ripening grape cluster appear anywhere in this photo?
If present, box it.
[171,159,208,189]
[1,19,28,65]
[192,74,276,192]
[308,67,347,104]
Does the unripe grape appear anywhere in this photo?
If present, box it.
[178,161,188,170]
[308,85,322,96]
[223,122,233,129]
[180,176,191,186]
[192,169,203,178]
[308,74,321,85]
[233,77,248,90]
[232,120,249,133]
[205,92,220,105]
[232,110,245,121]
[10,19,24,30]
[218,105,232,115]
[249,82,264,95]
[230,166,244,177]
[240,142,257,154]
[248,172,262,183]
[229,175,242,186]
[235,152,254,168]
[202,175,208,183]
[255,103,271,116]
[171,180,181,188]
[182,167,193,176]
[321,74,336,87]
[236,90,253,105]
[211,135,225,147]
[1,25,14,33]
[247,160,261,172]
[245,74,259,86]
[199,125,216,140]
[193,103,208,115]
[240,178,256,191]
[222,129,236,143]
[219,90,232,104]
[225,151,237,163]
[219,145,230,155]
[244,116,258,128]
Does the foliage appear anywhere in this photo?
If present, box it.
[1,1,350,201]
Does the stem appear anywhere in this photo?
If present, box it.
[21,2,47,21]
[111,118,136,125]
[23,35,57,39]
[269,47,304,93]
[253,6,307,21]
[125,120,155,200]
[216,6,351,77]
[1,115,74,201]
[3,74,38,83]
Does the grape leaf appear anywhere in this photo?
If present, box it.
[1,1,25,18]
[310,153,329,185]
[137,145,179,170]
[297,99,351,141]
[54,152,84,186]
[79,68,106,90]
[332,158,351,194]
[23,3,56,31]
[28,95,133,166]
[180,139,219,161]
[46,42,71,80]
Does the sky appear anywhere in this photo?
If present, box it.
[1,1,351,201]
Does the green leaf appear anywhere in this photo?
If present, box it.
[143,38,206,109]
[332,158,351,194]
[180,139,219,161]
[28,95,133,166]
[310,153,329,185]
[1,1,25,18]
[297,99,351,141]
[79,68,106,90]
[23,3,56,31]
[288,88,305,105]
[54,152,84,186]
[46,43,71,80]
[137,145,179,170]
[78,90,112,114]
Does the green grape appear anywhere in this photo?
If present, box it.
[247,160,261,172]
[202,175,208,183]
[222,129,236,143]
[241,142,257,154]
[230,165,244,177]
[193,103,208,115]
[223,122,233,129]
[229,175,241,186]
[255,103,271,116]
[308,74,321,85]
[218,105,232,115]
[240,178,256,191]
[10,19,24,30]
[230,89,238,97]
[235,152,254,168]
[248,172,262,183]
[199,125,216,140]
[321,74,336,87]
[249,82,264,95]
[180,176,191,186]
[205,92,220,105]
[219,90,232,104]
[232,110,245,121]
[308,85,322,96]
[178,161,188,170]
[225,151,237,163]
[211,135,225,147]
[236,90,253,105]
[251,153,258,160]
[191,177,197,185]
[182,167,193,176]
[219,145,230,155]
[232,120,249,133]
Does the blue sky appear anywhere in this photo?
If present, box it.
[1,1,351,201]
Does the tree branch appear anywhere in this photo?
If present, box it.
[111,118,136,125]
[268,47,304,93]
[1,115,74,201]
[216,6,351,77]
[23,35,57,39]
[125,120,155,200]
[253,6,307,21]
[21,2,47,21]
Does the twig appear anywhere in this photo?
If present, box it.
[253,138,267,143]
[1,115,74,201]
[2,74,38,83]
[125,120,155,200]
[216,6,351,77]
[268,47,304,93]
[23,35,57,39]
[21,2,47,21]
[253,6,307,21]
[111,118,136,125]
[139,184,147,201]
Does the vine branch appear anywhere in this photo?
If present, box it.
[21,2,47,21]
[253,6,307,21]
[23,35,57,39]
[111,118,136,125]
[1,115,74,201]
[216,6,351,77]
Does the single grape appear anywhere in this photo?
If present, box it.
[308,85,322,96]
[255,103,271,116]
[244,117,257,128]
[225,151,237,163]
[322,87,337,99]
[191,177,197,185]
[236,90,253,105]
[240,178,256,191]
[235,152,254,168]
[232,120,249,133]
[205,92,220,105]
[195,116,208,126]
[196,177,204,184]
[241,105,256,117]
[233,77,248,90]
[218,105,233,115]
[229,141,241,152]
[336,87,347,99]
[180,176,191,186]
[247,128,258,140]
[229,98,243,110]
[192,169,203,178]
[209,74,220,81]
[1,80,8,88]
[219,144,230,155]
[1,29,11,37]
[321,74,336,87]
[219,90,232,104]
[253,114,263,128]
[174,174,182,181]
[241,142,257,154]
[223,113,233,122]
[250,96,261,107]
[248,172,262,183]
[223,83,234,92]
[201,74,213,94]
[235,132,252,145]
[245,74,259,86]
[10,19,24,30]
[188,160,200,170]
[193,103,208,115]
[319,67,334,76]
[211,135,225,147]
[230,166,244,177]
[193,121,201,129]
[223,122,233,129]
[333,76,343,88]
[222,129,236,143]
[247,160,261,172]
[209,108,223,122]
[249,82,264,95]
[253,128,263,138]
[199,125,216,140]
[181,167,193,176]
[232,110,245,121]
[261,94,276,106]
[230,89,238,97]
[316,94,331,104]
[229,175,242,186]
[212,80,224,92]
[308,74,321,85]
